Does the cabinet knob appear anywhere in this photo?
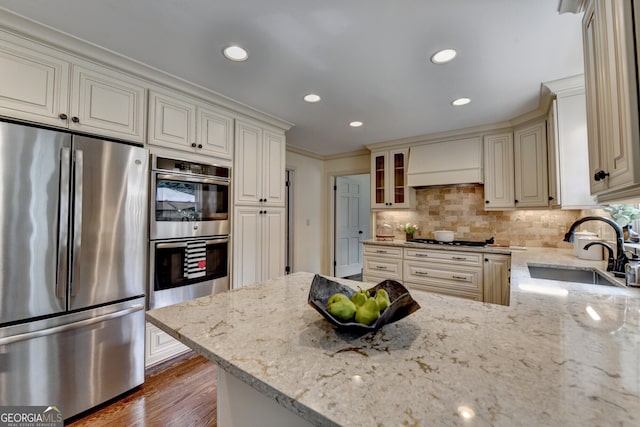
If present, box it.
[514,199,519,204]
[198,144,203,149]
[594,170,610,181]
[549,196,554,201]
[485,200,489,204]
[59,113,68,121]
[71,116,80,123]
[191,143,197,148]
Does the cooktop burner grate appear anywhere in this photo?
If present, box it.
[407,237,494,247]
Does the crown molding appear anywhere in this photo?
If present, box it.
[0,8,293,131]
[286,144,369,161]
[286,145,325,160]
[557,0,587,14]
[542,74,585,97]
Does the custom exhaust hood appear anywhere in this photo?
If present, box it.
[406,137,483,187]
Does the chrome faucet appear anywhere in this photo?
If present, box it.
[563,216,628,277]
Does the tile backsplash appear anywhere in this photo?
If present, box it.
[375,185,608,248]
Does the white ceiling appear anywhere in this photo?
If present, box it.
[0,0,584,156]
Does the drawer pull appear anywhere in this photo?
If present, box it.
[452,275,468,281]
[376,250,388,254]
[451,257,468,261]
[375,266,388,270]
[414,253,429,257]
[415,271,429,276]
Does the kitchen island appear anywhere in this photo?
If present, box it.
[146,248,640,426]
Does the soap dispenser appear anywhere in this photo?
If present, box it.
[625,254,640,287]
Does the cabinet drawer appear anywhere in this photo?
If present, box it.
[363,255,403,280]
[404,248,482,266]
[406,282,482,301]
[403,261,482,294]
[364,244,403,258]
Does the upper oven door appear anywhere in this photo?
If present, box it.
[150,172,230,240]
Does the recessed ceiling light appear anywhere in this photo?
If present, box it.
[431,49,457,64]
[303,94,321,103]
[223,45,248,61]
[451,97,471,106]
[349,121,363,127]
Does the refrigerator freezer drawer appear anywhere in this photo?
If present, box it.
[0,300,145,419]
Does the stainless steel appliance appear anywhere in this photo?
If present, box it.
[149,235,229,309]
[407,237,495,247]
[150,155,230,240]
[0,121,148,419]
[148,155,230,309]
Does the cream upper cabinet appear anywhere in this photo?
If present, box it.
[69,63,146,143]
[198,104,234,158]
[582,0,640,201]
[370,149,414,209]
[483,133,515,210]
[148,89,197,150]
[148,88,234,159]
[0,31,146,142]
[234,119,285,207]
[544,78,599,209]
[0,32,70,127]
[513,120,549,208]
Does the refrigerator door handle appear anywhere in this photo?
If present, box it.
[0,304,144,346]
[71,148,84,297]
[56,146,71,299]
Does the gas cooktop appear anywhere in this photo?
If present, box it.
[407,237,495,247]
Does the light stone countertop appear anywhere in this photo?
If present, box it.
[146,247,640,426]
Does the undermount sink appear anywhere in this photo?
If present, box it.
[527,265,620,287]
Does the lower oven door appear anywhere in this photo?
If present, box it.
[149,236,230,309]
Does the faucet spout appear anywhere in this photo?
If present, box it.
[564,216,628,277]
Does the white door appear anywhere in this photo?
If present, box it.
[335,176,364,278]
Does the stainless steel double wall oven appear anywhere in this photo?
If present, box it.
[149,155,230,309]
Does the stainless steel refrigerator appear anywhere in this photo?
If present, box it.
[0,121,148,419]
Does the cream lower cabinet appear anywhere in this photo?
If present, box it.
[145,321,189,367]
[362,245,403,283]
[483,254,511,306]
[0,30,146,143]
[232,207,286,288]
[363,243,510,305]
[404,248,483,301]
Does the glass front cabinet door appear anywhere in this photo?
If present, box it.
[370,149,414,209]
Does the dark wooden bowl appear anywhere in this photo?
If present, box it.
[307,274,421,333]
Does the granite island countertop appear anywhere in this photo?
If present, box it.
[146,248,640,426]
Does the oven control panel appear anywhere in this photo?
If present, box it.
[154,155,230,179]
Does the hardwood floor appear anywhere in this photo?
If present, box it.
[66,352,217,427]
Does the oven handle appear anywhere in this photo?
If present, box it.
[155,237,229,249]
[155,173,230,186]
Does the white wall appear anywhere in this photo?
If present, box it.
[287,149,371,275]
[286,151,324,273]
